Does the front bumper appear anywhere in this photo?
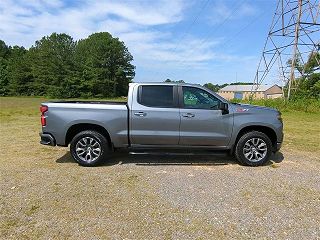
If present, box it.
[40,133,56,146]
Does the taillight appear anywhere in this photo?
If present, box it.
[40,105,48,126]
[40,105,48,114]
[41,115,46,126]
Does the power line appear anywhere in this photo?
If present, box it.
[151,0,212,78]
[170,0,212,53]
[217,11,269,50]
[173,0,248,68]
[176,10,269,78]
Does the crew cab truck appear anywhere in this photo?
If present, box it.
[40,83,283,167]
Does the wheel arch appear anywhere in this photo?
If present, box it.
[65,123,112,148]
[233,125,277,152]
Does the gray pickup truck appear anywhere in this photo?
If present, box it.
[40,83,283,167]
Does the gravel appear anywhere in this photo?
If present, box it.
[1,148,320,239]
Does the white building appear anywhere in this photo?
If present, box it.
[218,84,283,100]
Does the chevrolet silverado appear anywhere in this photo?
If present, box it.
[40,83,283,166]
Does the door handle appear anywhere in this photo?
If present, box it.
[134,112,147,117]
[182,113,195,118]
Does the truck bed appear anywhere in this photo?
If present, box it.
[42,100,129,147]
[50,100,127,105]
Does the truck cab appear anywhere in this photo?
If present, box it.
[128,83,232,147]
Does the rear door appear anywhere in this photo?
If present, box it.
[179,86,232,146]
[130,85,180,145]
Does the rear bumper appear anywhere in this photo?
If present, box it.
[40,133,56,146]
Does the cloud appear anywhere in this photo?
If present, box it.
[88,0,184,26]
[208,1,258,24]
[0,0,219,66]
[0,0,258,83]
[0,0,185,43]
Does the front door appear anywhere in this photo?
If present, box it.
[179,86,232,146]
[130,85,180,145]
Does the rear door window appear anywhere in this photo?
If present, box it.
[139,85,174,108]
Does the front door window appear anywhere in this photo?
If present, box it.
[182,86,221,110]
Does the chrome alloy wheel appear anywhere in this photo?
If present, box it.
[243,137,267,162]
[75,137,101,162]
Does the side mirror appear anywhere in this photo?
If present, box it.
[218,102,229,114]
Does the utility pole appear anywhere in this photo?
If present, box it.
[288,0,303,99]
[253,0,320,100]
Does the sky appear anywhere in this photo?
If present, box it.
[0,0,279,85]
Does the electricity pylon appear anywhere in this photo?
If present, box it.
[253,0,320,99]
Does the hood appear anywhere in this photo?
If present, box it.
[230,102,279,113]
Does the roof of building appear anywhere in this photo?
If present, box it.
[219,84,278,92]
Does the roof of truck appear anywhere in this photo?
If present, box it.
[129,82,202,86]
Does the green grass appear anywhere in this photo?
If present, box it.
[1,96,319,155]
[232,98,320,113]
[0,96,125,120]
[281,111,320,153]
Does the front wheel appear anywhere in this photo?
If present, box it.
[235,131,272,166]
[70,130,109,167]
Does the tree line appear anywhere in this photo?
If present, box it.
[0,31,318,99]
[0,32,135,98]
[164,79,254,92]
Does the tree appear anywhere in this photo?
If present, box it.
[203,83,228,92]
[6,46,33,95]
[229,82,253,85]
[75,32,135,97]
[304,51,320,73]
[286,51,319,75]
[0,40,10,95]
[0,33,135,98]
[204,83,219,92]
[0,40,10,58]
[164,79,185,83]
[28,33,78,97]
[0,57,9,95]
[288,51,320,99]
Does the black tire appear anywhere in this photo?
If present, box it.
[70,130,109,167]
[235,131,272,166]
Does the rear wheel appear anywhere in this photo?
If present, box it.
[235,131,272,166]
[70,130,109,167]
